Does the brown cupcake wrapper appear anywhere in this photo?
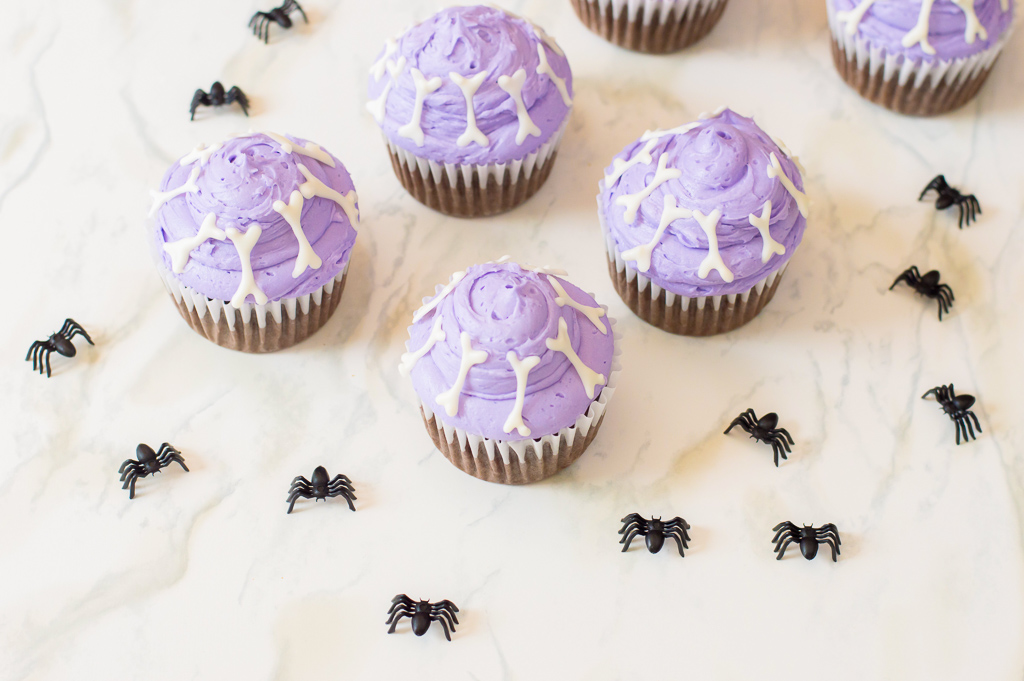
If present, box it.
[826,7,1008,116]
[384,122,566,218]
[570,0,728,54]
[159,265,349,353]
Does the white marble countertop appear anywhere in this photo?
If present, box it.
[2,0,1023,679]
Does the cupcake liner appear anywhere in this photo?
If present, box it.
[826,6,1011,116]
[417,314,621,485]
[384,121,567,218]
[570,0,729,53]
[158,262,350,353]
[597,185,787,335]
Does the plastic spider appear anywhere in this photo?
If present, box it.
[772,522,841,562]
[619,513,691,557]
[26,318,93,377]
[890,266,954,320]
[387,595,460,641]
[190,82,249,121]
[922,383,982,445]
[249,0,307,43]
[119,443,189,499]
[920,175,981,228]
[724,409,794,467]
[286,466,356,513]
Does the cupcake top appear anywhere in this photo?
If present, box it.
[400,260,614,442]
[150,132,359,306]
[830,0,1014,62]
[367,5,573,166]
[600,108,807,299]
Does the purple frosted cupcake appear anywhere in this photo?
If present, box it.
[400,260,619,484]
[149,132,359,352]
[598,108,807,336]
[827,0,1016,115]
[570,0,730,54]
[367,6,573,217]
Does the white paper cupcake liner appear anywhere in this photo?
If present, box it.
[417,311,622,484]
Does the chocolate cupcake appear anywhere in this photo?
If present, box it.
[570,0,729,53]
[149,132,359,352]
[366,6,573,217]
[400,260,620,484]
[598,109,807,336]
[827,0,1016,116]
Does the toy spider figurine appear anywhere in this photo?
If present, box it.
[249,0,307,43]
[286,466,356,513]
[619,513,691,557]
[923,383,982,445]
[772,522,841,562]
[119,443,189,499]
[190,82,249,121]
[724,409,794,467]
[25,318,93,378]
[889,266,955,320]
[919,174,981,228]
[387,595,459,641]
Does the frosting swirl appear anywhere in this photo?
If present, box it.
[403,262,614,441]
[601,109,807,298]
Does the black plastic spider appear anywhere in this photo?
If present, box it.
[889,266,954,320]
[249,0,307,43]
[119,443,189,499]
[386,595,460,641]
[920,175,981,228]
[772,522,841,562]
[923,383,982,445]
[619,513,691,557]
[286,466,356,513]
[26,318,93,378]
[190,82,249,121]
[724,409,794,467]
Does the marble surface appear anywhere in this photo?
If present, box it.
[2,1,1023,679]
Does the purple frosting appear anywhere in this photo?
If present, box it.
[151,134,358,304]
[601,109,807,299]
[405,262,614,441]
[367,5,573,166]
[829,0,1014,62]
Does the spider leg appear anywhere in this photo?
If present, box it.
[167,453,189,472]
[44,348,52,377]
[620,528,642,552]
[291,0,308,23]
[772,522,796,542]
[431,607,458,632]
[326,487,356,511]
[124,472,138,499]
[386,611,411,632]
[889,271,913,291]
[724,413,755,435]
[954,417,965,445]
[26,341,40,365]
[774,536,794,560]
[190,90,207,121]
[261,16,271,43]
[433,614,452,641]
[919,176,944,201]
[119,461,139,479]
[968,410,982,436]
[666,527,689,557]
[290,475,311,486]
[769,440,784,467]
[65,326,94,345]
[821,536,840,562]
[960,414,977,442]
[618,519,642,536]
[432,600,460,619]
[921,386,944,401]
[286,489,309,514]
[228,87,250,116]
[389,595,415,611]
[619,512,644,526]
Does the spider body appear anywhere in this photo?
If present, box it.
[119,443,189,499]
[249,0,307,43]
[922,383,982,445]
[286,466,356,513]
[387,595,459,641]
[190,82,249,121]
[920,175,981,228]
[889,266,954,320]
[619,513,691,557]
[26,319,93,377]
[724,409,794,466]
[772,522,841,562]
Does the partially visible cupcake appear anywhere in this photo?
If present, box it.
[400,260,619,484]
[598,108,807,336]
[366,6,573,217]
[827,0,1015,115]
[149,132,359,352]
[570,0,729,53]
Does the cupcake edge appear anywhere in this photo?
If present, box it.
[570,0,729,53]
[826,4,1016,115]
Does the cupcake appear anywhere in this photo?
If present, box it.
[149,132,359,352]
[598,108,807,336]
[570,0,730,53]
[366,6,573,218]
[827,0,1015,116]
[400,260,619,484]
